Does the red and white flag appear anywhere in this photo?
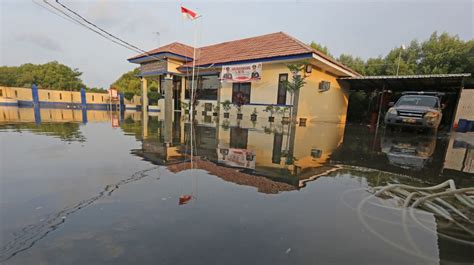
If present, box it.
[181,6,198,20]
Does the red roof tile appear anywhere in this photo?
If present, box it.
[129,42,194,60]
[129,32,359,76]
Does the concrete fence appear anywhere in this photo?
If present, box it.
[0,85,124,110]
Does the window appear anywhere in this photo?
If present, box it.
[185,75,219,100]
[101,96,104,102]
[59,93,62,100]
[277,74,288,105]
[92,95,95,101]
[47,92,50,100]
[0,89,3,97]
[14,90,18,97]
[232,82,251,104]
[71,94,73,101]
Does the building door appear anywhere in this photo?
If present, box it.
[173,78,181,111]
[277,74,288,105]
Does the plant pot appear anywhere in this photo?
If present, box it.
[250,114,257,121]
[281,116,290,124]
[224,112,230,118]
[237,113,243,120]
[212,112,218,117]
[268,116,275,122]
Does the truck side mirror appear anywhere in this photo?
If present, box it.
[388,102,395,107]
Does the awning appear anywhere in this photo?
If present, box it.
[338,74,471,92]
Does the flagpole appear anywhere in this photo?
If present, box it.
[189,16,199,169]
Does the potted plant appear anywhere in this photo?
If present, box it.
[221,100,232,118]
[264,105,276,122]
[234,92,246,120]
[181,100,190,113]
[250,108,258,121]
[273,106,281,122]
[213,105,220,116]
[280,106,290,124]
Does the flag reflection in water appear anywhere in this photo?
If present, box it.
[179,195,193,205]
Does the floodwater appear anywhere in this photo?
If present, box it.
[0,107,472,265]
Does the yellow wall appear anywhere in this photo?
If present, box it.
[0,86,110,104]
[0,107,111,123]
[167,58,184,74]
[299,69,349,123]
[0,87,32,101]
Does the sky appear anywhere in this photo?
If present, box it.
[1,0,473,89]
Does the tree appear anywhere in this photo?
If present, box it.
[0,61,89,90]
[310,42,333,58]
[111,67,159,96]
[337,54,367,75]
[310,31,473,77]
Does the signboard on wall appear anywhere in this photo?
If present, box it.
[220,63,262,82]
[140,60,167,75]
[109,88,118,100]
[217,147,256,169]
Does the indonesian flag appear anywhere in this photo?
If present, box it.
[181,6,198,20]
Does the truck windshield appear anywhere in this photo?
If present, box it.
[396,96,438,108]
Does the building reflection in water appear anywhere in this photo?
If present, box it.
[124,112,346,191]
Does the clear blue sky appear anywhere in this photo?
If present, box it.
[1,0,472,88]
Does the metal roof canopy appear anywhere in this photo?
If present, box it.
[338,73,471,92]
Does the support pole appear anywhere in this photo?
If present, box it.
[142,77,149,139]
[164,74,173,145]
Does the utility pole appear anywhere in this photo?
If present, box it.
[396,44,406,76]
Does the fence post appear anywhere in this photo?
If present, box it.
[31,84,41,124]
[31,84,39,107]
[80,88,88,124]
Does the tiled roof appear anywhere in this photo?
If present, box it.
[129,32,359,76]
[129,42,194,60]
[190,32,312,66]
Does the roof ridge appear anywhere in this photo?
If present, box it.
[197,32,285,50]
[278,32,314,52]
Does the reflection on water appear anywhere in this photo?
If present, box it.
[0,107,472,264]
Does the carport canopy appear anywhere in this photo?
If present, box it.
[338,73,471,92]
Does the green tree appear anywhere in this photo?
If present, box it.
[337,54,367,75]
[0,61,89,90]
[419,32,473,75]
[310,41,333,58]
[111,67,159,96]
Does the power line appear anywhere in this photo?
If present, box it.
[38,0,143,54]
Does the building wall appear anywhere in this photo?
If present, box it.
[168,58,184,74]
[217,62,348,123]
[454,88,474,124]
[299,69,349,123]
